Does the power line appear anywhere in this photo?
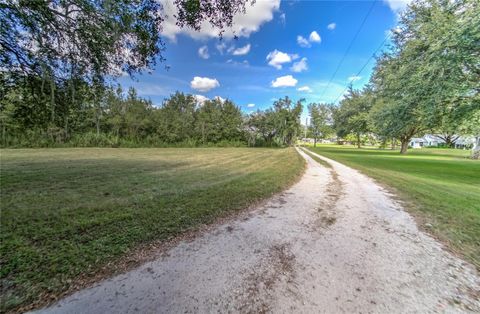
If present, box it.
[319,0,377,99]
[333,33,391,104]
[331,1,479,104]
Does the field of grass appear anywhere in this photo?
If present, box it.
[0,147,305,312]
[306,144,480,269]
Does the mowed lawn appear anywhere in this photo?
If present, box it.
[306,145,480,269]
[0,148,305,312]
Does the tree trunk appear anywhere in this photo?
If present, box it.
[435,134,459,148]
[391,138,396,150]
[356,133,361,148]
[314,137,317,147]
[50,79,55,123]
[93,90,101,137]
[64,116,69,141]
[96,117,100,136]
[2,123,6,146]
[445,136,454,148]
[472,136,480,159]
[65,77,75,141]
[400,138,409,154]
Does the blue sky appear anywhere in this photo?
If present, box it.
[119,0,408,118]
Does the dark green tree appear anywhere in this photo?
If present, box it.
[272,97,303,146]
[157,92,196,143]
[369,0,479,154]
[308,103,333,147]
[333,86,372,148]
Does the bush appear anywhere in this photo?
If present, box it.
[1,131,253,148]
[70,132,116,147]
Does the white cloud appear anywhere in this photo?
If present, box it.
[291,57,308,73]
[309,31,321,43]
[190,76,220,92]
[297,35,310,48]
[232,44,251,56]
[214,96,226,103]
[279,13,286,25]
[297,86,312,93]
[216,42,227,54]
[194,94,209,105]
[247,103,255,108]
[227,45,235,54]
[348,75,362,82]
[327,23,336,30]
[384,0,412,13]
[271,75,298,88]
[298,31,321,47]
[266,50,298,69]
[161,0,280,40]
[198,45,209,59]
[194,95,225,105]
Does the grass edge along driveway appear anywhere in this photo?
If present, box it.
[0,147,305,313]
[306,145,480,270]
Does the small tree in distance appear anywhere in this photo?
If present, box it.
[308,103,334,147]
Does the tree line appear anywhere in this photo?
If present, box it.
[0,73,304,147]
[307,0,479,158]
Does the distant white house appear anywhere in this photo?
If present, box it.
[410,134,474,149]
[423,134,446,147]
[454,136,476,149]
[409,137,427,149]
[321,138,336,144]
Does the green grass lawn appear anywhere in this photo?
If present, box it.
[306,144,480,269]
[0,147,304,312]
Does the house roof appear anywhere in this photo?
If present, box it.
[423,134,445,143]
[410,138,426,143]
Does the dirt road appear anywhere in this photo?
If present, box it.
[34,148,480,313]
